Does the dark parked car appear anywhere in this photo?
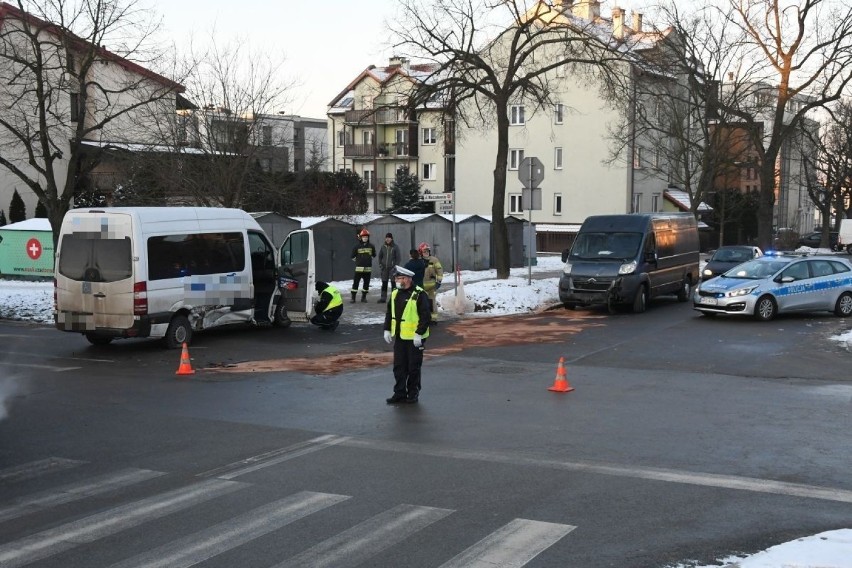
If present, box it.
[702,245,763,281]
[797,231,839,250]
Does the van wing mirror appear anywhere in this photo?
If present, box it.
[644,251,657,263]
[561,248,570,263]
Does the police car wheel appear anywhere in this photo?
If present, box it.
[165,314,192,349]
[753,296,777,321]
[835,292,852,317]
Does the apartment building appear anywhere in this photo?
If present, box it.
[0,1,184,216]
[327,57,452,213]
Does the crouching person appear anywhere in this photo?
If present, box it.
[311,281,343,331]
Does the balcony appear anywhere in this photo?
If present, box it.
[343,142,418,159]
[344,107,413,125]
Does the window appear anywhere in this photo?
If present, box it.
[58,235,132,282]
[294,128,301,142]
[633,146,643,168]
[509,193,524,214]
[337,130,345,147]
[362,130,373,145]
[262,125,272,146]
[509,149,524,170]
[510,105,525,125]
[554,193,563,216]
[554,147,563,170]
[652,193,660,212]
[422,163,436,180]
[654,147,661,168]
[70,93,79,122]
[554,103,564,124]
[145,233,245,280]
[363,169,374,189]
[422,127,436,145]
[633,193,642,213]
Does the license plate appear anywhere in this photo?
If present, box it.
[698,297,718,306]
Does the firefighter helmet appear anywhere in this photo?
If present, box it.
[359,229,370,237]
[418,242,431,255]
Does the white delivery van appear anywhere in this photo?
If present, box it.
[54,207,315,348]
[838,219,852,254]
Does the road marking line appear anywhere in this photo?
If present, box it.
[0,468,166,523]
[107,491,349,568]
[273,504,455,568]
[343,438,852,504]
[0,361,81,371]
[197,434,350,480]
[0,458,86,483]
[0,349,114,363]
[0,478,246,568]
[437,518,575,568]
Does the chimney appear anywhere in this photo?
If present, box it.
[632,11,643,33]
[389,56,408,67]
[554,0,573,12]
[612,7,625,39]
[573,0,600,20]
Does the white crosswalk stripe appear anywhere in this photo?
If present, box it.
[0,478,246,568]
[0,468,165,523]
[0,461,577,568]
[108,491,350,568]
[0,457,86,483]
[272,503,455,568]
[437,518,576,568]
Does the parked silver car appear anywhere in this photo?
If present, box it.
[693,253,852,321]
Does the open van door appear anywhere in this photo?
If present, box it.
[276,229,315,326]
[839,219,852,254]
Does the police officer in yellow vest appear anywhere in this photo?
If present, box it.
[383,265,431,404]
[311,281,343,331]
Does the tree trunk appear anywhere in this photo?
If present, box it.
[756,159,776,250]
[492,105,510,279]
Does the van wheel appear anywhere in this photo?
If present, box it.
[165,314,192,349]
[676,278,691,302]
[835,292,852,317]
[84,332,113,346]
[753,296,777,321]
[846,244,852,255]
[632,286,648,313]
[274,304,292,328]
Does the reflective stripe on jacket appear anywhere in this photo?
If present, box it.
[390,287,430,340]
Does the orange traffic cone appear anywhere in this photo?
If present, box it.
[548,357,574,392]
[176,342,195,375]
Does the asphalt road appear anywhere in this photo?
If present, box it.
[1,297,851,567]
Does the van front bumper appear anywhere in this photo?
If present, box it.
[558,274,641,306]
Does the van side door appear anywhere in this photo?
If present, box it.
[278,229,315,322]
[247,231,277,323]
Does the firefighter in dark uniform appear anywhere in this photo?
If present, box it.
[383,265,431,404]
[310,281,343,331]
[350,228,376,303]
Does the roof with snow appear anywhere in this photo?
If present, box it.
[0,218,52,231]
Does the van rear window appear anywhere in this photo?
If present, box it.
[58,235,133,282]
[147,232,245,280]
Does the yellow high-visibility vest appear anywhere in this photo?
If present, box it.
[390,287,430,339]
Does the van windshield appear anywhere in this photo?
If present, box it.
[58,235,132,282]
[570,232,642,260]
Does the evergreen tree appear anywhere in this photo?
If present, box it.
[9,189,26,222]
[34,200,47,218]
[0,209,6,226]
[389,167,425,213]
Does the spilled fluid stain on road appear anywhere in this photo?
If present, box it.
[204,309,606,376]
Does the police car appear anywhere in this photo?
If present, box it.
[693,252,852,321]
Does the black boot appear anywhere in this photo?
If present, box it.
[350,292,356,304]
[377,296,386,303]
[361,292,368,303]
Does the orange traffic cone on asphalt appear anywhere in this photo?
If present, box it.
[176,342,195,375]
[548,357,574,392]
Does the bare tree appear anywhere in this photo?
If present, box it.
[699,0,852,250]
[392,0,616,278]
[0,0,183,243]
[603,1,752,218]
[800,100,852,248]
